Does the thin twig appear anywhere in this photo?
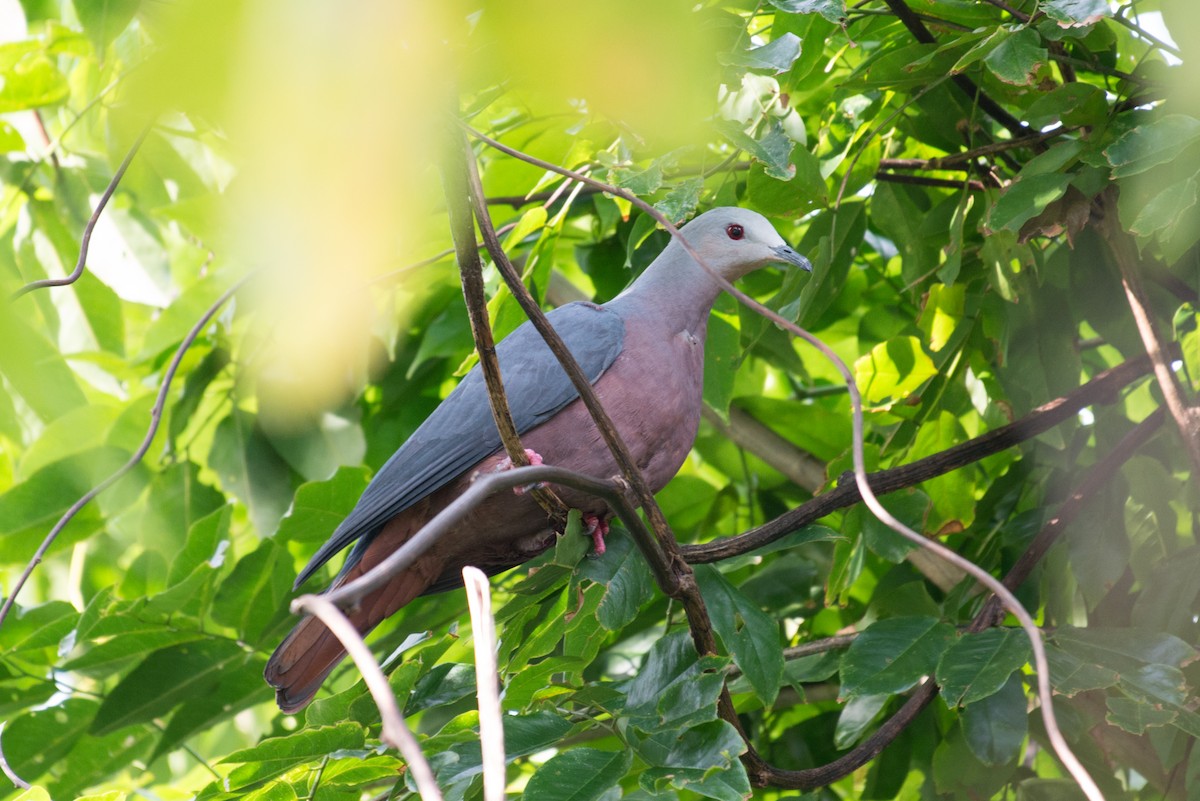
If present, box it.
[11,122,153,299]
[0,274,252,630]
[463,567,506,801]
[1103,195,1200,483]
[876,172,985,191]
[980,0,1031,22]
[462,126,1101,798]
[291,595,443,801]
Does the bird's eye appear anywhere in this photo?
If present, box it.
[726,224,744,240]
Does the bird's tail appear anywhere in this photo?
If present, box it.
[264,547,444,713]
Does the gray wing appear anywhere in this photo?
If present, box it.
[294,301,624,587]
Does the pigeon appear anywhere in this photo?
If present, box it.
[264,206,811,712]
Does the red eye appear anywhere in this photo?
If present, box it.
[726,223,744,240]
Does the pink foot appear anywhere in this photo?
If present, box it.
[585,514,609,556]
[495,448,545,495]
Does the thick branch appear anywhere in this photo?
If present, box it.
[682,353,1152,563]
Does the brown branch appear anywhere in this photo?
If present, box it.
[322,465,658,607]
[462,123,761,766]
[0,273,252,630]
[1102,194,1200,483]
[980,0,1031,22]
[11,122,152,300]
[763,407,1163,790]
[880,0,1032,141]
[682,353,1152,563]
[875,172,986,191]
[441,132,569,524]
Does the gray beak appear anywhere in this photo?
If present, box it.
[771,244,813,272]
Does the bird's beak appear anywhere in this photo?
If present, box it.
[771,244,813,272]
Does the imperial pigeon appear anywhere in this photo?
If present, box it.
[264,207,811,712]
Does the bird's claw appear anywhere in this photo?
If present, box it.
[495,448,547,495]
[584,514,609,556]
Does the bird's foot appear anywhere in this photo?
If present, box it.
[584,514,609,556]
[495,448,546,495]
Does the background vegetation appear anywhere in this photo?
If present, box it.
[1,0,1198,799]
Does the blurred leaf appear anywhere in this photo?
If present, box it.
[1105,115,1200,179]
[988,173,1071,233]
[766,0,846,23]
[91,639,245,735]
[1042,0,1111,26]
[0,40,68,112]
[834,692,888,748]
[208,410,296,535]
[1106,696,1177,734]
[74,0,140,51]
[210,538,296,644]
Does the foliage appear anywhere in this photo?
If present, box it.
[1,1,1199,800]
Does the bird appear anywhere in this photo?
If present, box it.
[264,206,812,712]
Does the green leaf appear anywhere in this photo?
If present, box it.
[936,628,1032,707]
[840,616,956,698]
[654,177,704,223]
[853,489,931,563]
[90,639,246,735]
[276,466,370,546]
[208,410,296,535]
[1041,0,1110,27]
[1,698,99,785]
[834,693,888,748]
[219,723,366,790]
[702,309,740,416]
[502,205,549,249]
[576,526,653,631]
[168,346,231,445]
[720,33,801,74]
[695,565,785,706]
[405,663,476,715]
[1105,115,1200,179]
[982,28,1047,86]
[74,0,140,51]
[714,119,796,181]
[152,656,268,761]
[210,538,296,644]
[5,600,76,655]
[853,336,938,406]
[988,173,1071,233]
[766,0,845,23]
[625,630,730,733]
[523,748,632,801]
[1105,696,1177,734]
[961,674,1028,765]
[0,40,68,112]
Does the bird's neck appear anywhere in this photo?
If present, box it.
[608,245,724,332]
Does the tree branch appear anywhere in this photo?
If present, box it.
[442,131,569,524]
[11,122,152,300]
[458,135,753,756]
[1102,194,1200,483]
[879,0,1032,140]
[682,353,1152,563]
[763,406,1163,790]
[0,274,252,630]
[875,172,985,191]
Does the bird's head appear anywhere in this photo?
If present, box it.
[676,206,812,281]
